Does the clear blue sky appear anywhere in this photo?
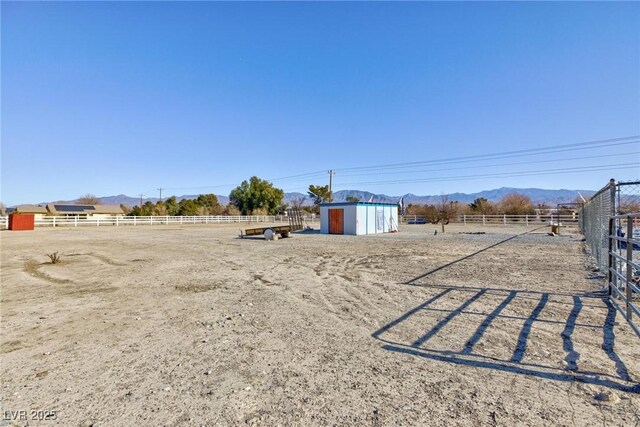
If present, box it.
[2,1,639,205]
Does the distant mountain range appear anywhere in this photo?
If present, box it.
[39,187,595,207]
[328,187,596,206]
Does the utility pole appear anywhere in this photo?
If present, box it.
[157,187,164,202]
[328,170,335,202]
[138,194,144,207]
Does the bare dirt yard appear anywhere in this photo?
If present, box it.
[1,223,639,426]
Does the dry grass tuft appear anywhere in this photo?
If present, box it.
[46,252,61,264]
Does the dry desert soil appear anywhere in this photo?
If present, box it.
[1,223,639,426]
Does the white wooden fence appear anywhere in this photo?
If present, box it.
[0,213,575,230]
[403,214,579,226]
[0,215,289,229]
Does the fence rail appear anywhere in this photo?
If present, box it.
[608,213,640,337]
[401,214,578,226]
[0,215,299,229]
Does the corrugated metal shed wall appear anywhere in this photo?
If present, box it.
[320,203,398,235]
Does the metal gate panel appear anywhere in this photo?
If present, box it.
[608,213,640,337]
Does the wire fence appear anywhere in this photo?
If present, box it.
[580,179,640,338]
[579,179,640,272]
[579,180,616,271]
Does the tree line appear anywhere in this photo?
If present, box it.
[127,177,286,216]
[405,193,558,218]
[126,176,332,216]
[89,176,589,220]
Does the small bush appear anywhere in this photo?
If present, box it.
[47,252,61,264]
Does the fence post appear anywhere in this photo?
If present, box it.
[116,216,119,226]
[482,215,485,226]
[134,216,136,226]
[75,216,78,227]
[97,217,100,227]
[627,215,633,322]
[463,215,466,226]
[607,179,617,293]
[608,217,614,296]
[503,214,506,226]
[525,215,528,227]
[53,217,56,227]
[609,178,616,215]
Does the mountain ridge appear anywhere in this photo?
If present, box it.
[35,187,595,207]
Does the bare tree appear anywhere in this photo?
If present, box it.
[76,194,101,205]
[290,196,307,209]
[435,195,459,233]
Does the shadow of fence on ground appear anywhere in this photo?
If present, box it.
[373,231,638,393]
[373,286,638,393]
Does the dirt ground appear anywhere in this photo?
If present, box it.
[1,223,638,426]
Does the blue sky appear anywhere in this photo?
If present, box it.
[2,2,639,205]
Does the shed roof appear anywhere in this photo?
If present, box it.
[11,204,48,214]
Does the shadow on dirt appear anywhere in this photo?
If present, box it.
[373,230,639,394]
[373,285,638,393]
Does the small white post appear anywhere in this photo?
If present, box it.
[74,217,78,227]
[525,215,528,226]
[180,216,183,224]
[482,215,485,226]
[53,217,56,227]
[463,215,466,226]
[116,216,119,226]
[150,217,153,225]
[97,217,100,227]
[134,216,137,226]
[503,214,506,226]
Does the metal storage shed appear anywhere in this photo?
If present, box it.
[319,202,399,235]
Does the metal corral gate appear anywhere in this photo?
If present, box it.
[608,213,640,337]
[581,179,640,337]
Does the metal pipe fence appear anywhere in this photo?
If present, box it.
[608,213,640,337]
[0,215,312,229]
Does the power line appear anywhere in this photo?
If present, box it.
[136,135,639,195]
[332,163,638,188]
[334,136,639,173]
[335,151,640,178]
